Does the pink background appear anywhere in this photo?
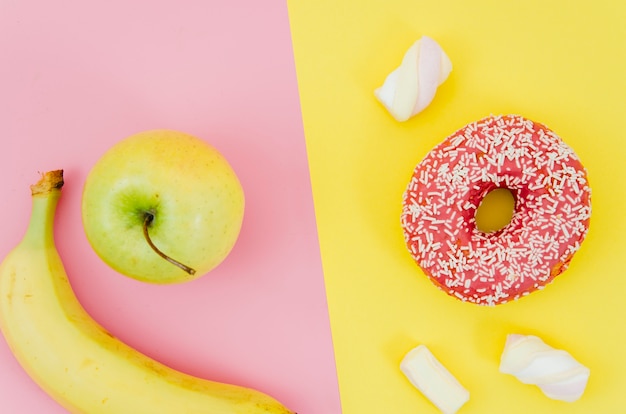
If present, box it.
[0,1,341,413]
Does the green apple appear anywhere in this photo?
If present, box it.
[81,130,245,284]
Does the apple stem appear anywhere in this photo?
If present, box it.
[142,213,196,276]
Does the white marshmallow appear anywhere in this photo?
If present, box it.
[499,334,590,402]
[400,345,470,414]
[375,36,452,121]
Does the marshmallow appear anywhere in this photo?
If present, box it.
[375,36,452,121]
[499,334,590,402]
[400,345,470,414]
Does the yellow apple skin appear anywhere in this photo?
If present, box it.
[81,130,245,284]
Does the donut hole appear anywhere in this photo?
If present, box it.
[475,188,516,233]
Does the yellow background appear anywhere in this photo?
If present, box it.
[287,0,626,413]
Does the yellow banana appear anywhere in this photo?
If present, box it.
[0,170,296,414]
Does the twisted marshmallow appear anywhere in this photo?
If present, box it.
[499,334,590,402]
[375,36,452,122]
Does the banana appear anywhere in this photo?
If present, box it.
[0,170,296,414]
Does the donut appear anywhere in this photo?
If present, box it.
[400,114,591,305]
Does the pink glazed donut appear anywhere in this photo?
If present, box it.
[401,115,591,305]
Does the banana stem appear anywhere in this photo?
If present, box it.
[141,214,196,275]
[22,171,64,249]
[30,170,64,196]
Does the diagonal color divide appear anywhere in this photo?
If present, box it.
[0,1,342,413]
